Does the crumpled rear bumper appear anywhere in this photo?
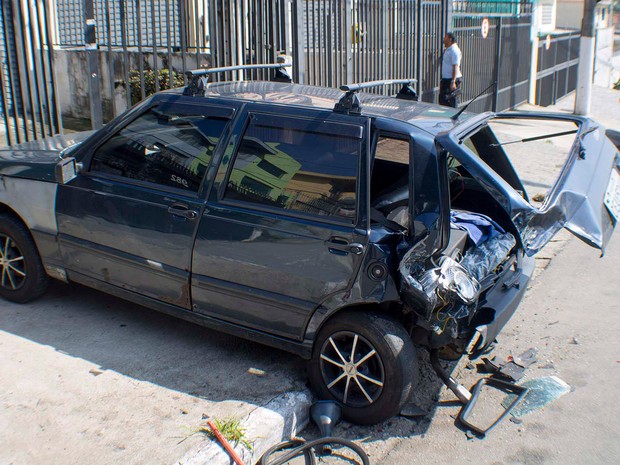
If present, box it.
[469,253,536,355]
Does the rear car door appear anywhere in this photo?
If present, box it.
[437,112,619,255]
[56,99,236,307]
[191,106,370,340]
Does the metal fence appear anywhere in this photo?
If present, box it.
[0,0,62,146]
[1,0,543,146]
[453,1,533,113]
[535,31,580,107]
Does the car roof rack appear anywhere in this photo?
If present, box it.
[183,62,293,96]
[334,79,417,115]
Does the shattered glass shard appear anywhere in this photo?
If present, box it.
[502,376,571,417]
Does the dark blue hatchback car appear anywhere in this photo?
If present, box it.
[0,72,617,424]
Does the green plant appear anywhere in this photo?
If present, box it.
[197,417,253,451]
[614,76,620,91]
[129,68,185,104]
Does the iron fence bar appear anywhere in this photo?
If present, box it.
[104,0,115,116]
[179,0,187,85]
[10,0,32,141]
[416,0,421,95]
[137,0,145,101]
[345,0,353,84]
[150,0,159,92]
[493,16,502,111]
[293,0,305,83]
[35,2,57,135]
[0,47,14,145]
[26,0,48,137]
[119,0,131,107]
[42,0,62,134]
[166,0,172,88]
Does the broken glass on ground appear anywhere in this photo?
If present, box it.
[503,376,571,417]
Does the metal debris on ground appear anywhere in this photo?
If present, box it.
[502,376,571,417]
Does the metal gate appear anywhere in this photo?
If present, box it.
[452,1,533,113]
[294,0,448,99]
[535,31,580,106]
[0,0,62,146]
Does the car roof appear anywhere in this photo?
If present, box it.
[165,81,473,136]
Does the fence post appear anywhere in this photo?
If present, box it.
[492,17,502,112]
[345,0,353,84]
[293,0,306,84]
[84,0,103,128]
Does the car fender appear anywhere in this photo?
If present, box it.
[0,176,66,280]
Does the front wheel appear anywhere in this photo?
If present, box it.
[0,214,48,303]
[308,311,418,425]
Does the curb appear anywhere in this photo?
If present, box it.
[175,389,313,465]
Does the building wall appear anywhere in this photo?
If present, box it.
[556,0,583,29]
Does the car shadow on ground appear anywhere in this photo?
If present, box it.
[0,280,457,436]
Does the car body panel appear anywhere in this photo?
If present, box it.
[191,104,371,340]
[0,131,94,181]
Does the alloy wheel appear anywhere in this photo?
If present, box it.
[319,331,385,407]
[0,234,27,291]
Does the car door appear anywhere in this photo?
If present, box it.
[437,112,619,256]
[56,99,236,307]
[191,106,370,340]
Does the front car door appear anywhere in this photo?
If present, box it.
[56,98,236,307]
[437,112,619,255]
[191,106,370,339]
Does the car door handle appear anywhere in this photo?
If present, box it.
[325,237,365,255]
[167,203,198,220]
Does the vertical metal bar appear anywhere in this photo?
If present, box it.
[35,2,56,134]
[179,0,187,81]
[381,0,387,88]
[492,17,502,112]
[293,0,306,84]
[10,0,33,140]
[42,0,62,134]
[150,0,159,92]
[119,0,131,107]
[26,0,49,137]
[136,0,145,98]
[166,0,172,88]
[2,0,22,143]
[345,0,353,84]
[0,47,14,145]
[84,0,103,129]
[105,0,116,117]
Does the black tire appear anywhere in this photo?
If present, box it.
[0,214,48,303]
[308,310,418,425]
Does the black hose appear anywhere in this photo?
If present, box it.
[258,436,370,465]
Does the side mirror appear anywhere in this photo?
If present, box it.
[55,157,78,184]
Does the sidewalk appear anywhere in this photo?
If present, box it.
[518,84,620,131]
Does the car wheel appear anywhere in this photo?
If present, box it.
[308,311,418,425]
[0,214,48,303]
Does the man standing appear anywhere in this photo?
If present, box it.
[439,32,462,108]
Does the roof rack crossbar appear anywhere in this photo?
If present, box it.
[334,79,417,114]
[185,63,292,78]
[183,63,293,97]
[339,79,416,93]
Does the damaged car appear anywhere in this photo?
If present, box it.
[0,66,617,425]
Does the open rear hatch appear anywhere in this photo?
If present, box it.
[436,112,619,256]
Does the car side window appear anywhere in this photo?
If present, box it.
[223,114,362,223]
[90,107,229,192]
